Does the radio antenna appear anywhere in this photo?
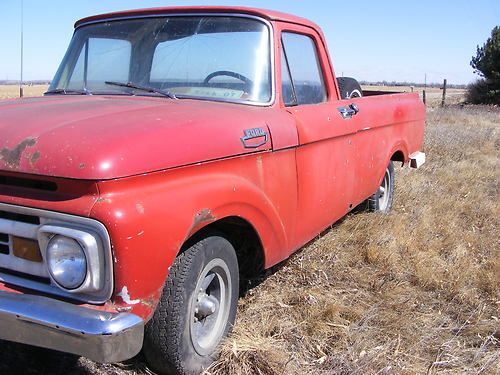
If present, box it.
[20,0,24,97]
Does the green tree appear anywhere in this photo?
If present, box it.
[468,26,500,104]
[471,26,500,82]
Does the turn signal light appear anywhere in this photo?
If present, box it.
[12,237,43,262]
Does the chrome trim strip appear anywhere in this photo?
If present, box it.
[0,202,113,304]
[0,256,49,279]
[74,13,276,107]
[0,290,144,363]
[0,218,38,239]
[38,225,105,293]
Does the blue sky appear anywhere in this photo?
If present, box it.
[0,0,498,84]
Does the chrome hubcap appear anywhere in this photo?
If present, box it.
[378,168,391,211]
[194,277,219,321]
[190,259,231,356]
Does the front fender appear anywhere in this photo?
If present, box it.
[90,153,296,319]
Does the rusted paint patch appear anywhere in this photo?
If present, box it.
[0,138,37,168]
[110,288,160,313]
[188,208,217,235]
[115,306,133,312]
[117,286,140,305]
[96,197,112,204]
[140,297,156,308]
[29,151,41,166]
[193,208,216,227]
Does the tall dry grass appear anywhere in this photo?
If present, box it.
[0,90,498,374]
[207,105,499,375]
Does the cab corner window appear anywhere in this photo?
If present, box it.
[281,49,297,106]
[282,32,327,106]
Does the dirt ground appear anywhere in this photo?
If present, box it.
[0,88,498,374]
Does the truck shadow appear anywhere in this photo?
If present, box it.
[0,340,144,375]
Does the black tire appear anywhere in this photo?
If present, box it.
[367,161,395,213]
[143,235,239,375]
[337,77,363,99]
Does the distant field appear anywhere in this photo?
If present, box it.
[0,84,48,99]
[0,84,466,107]
[362,85,466,107]
[0,86,498,375]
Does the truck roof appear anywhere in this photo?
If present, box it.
[75,6,320,30]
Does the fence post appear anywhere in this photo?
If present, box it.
[423,90,426,105]
[441,79,447,107]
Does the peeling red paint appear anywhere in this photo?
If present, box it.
[189,208,216,234]
[0,138,37,168]
[29,151,41,167]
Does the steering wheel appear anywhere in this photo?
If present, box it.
[203,71,254,90]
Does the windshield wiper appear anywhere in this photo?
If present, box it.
[105,81,177,99]
[45,88,91,95]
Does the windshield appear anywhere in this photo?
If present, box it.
[49,16,272,104]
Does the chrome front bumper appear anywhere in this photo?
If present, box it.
[0,290,144,363]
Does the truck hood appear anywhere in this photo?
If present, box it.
[0,96,272,180]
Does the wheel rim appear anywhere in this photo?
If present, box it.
[189,258,232,356]
[378,167,391,212]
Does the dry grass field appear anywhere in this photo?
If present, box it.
[0,84,48,99]
[363,85,466,107]
[0,84,463,107]
[0,88,498,374]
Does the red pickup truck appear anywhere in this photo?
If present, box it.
[0,6,425,375]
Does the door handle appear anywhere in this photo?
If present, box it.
[337,103,359,119]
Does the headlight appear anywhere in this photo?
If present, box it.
[38,224,108,298]
[46,235,87,290]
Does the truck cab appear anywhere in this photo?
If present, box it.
[0,7,425,375]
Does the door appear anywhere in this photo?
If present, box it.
[278,26,357,248]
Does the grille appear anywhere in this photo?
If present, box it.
[0,232,9,254]
[0,203,114,304]
[0,267,50,284]
[0,215,48,278]
[0,175,57,192]
[0,211,40,225]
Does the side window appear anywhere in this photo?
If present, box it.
[67,38,131,90]
[282,32,327,105]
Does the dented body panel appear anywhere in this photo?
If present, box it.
[0,5,425,352]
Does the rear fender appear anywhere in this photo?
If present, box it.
[388,141,409,167]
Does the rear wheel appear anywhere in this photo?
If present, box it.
[367,161,395,213]
[143,235,239,375]
[337,77,363,99]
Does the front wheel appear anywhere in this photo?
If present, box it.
[143,235,239,375]
[367,161,395,213]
